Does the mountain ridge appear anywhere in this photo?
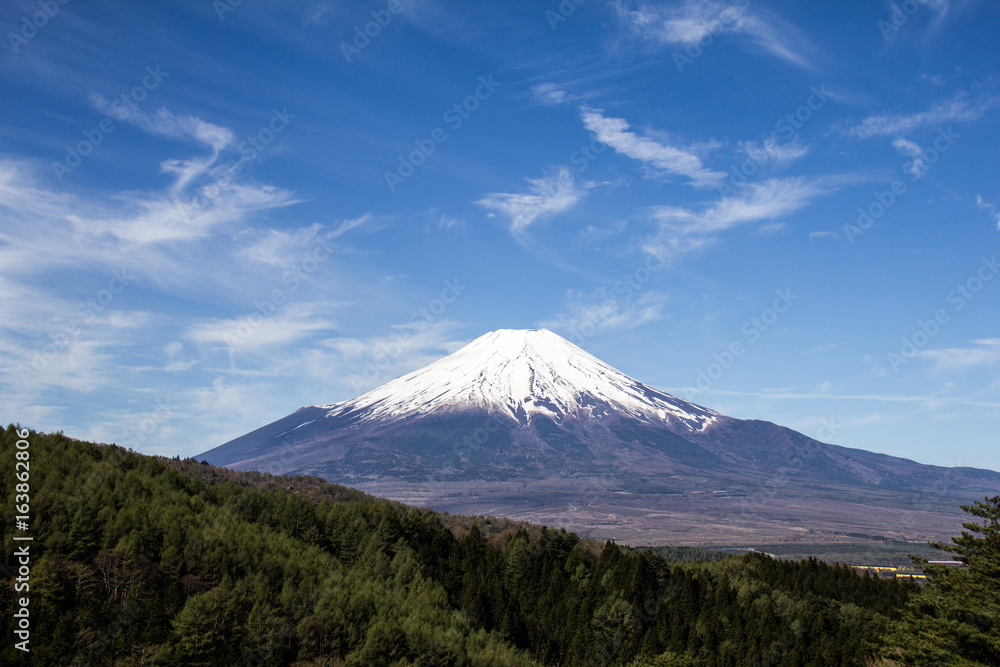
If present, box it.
[201,328,1000,545]
[314,328,719,432]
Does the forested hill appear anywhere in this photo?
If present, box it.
[0,426,985,665]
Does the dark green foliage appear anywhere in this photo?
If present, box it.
[628,545,730,563]
[881,496,1000,666]
[1,427,923,665]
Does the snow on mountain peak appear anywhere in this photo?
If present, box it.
[318,328,718,430]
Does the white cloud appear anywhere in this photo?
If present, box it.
[892,137,925,176]
[477,167,592,233]
[92,99,235,153]
[581,107,724,187]
[236,214,371,267]
[918,339,1000,370]
[0,149,295,281]
[892,138,923,157]
[643,177,828,261]
[620,0,817,69]
[809,230,836,240]
[320,319,467,395]
[185,302,341,354]
[0,103,372,445]
[886,0,954,38]
[678,387,1000,410]
[541,288,668,337]
[531,83,569,106]
[579,220,627,244]
[438,214,463,230]
[753,221,787,236]
[845,92,998,138]
[975,195,1000,229]
[738,137,809,169]
[918,71,947,86]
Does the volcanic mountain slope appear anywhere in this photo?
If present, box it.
[201,329,1000,545]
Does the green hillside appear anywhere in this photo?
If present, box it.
[1,426,995,665]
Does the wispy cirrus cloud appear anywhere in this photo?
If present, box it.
[236,214,372,267]
[581,107,724,187]
[976,195,1000,229]
[844,91,999,138]
[675,386,1000,410]
[319,319,467,395]
[531,83,571,107]
[892,137,925,176]
[0,156,295,254]
[185,301,342,354]
[541,287,669,337]
[917,339,1000,370]
[642,176,829,262]
[92,97,235,153]
[0,102,358,436]
[738,137,809,170]
[476,167,592,234]
[619,0,819,70]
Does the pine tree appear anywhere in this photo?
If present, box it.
[883,496,1000,665]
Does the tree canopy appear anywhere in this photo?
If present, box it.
[880,496,1000,666]
[3,427,993,665]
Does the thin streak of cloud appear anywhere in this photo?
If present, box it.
[531,83,570,107]
[917,339,1000,370]
[738,138,809,169]
[185,302,341,353]
[91,98,235,153]
[844,91,998,138]
[674,387,1000,409]
[541,288,669,336]
[643,177,829,262]
[476,167,592,234]
[619,0,819,69]
[581,106,725,187]
[975,195,1000,229]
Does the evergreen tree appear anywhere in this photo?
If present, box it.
[882,496,1000,665]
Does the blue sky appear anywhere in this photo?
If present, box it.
[2,0,999,470]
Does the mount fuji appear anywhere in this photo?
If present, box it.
[201,329,1000,545]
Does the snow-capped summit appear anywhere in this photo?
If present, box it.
[318,328,718,431]
[201,326,1000,547]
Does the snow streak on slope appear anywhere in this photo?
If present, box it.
[318,329,718,431]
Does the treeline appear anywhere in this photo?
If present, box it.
[1,427,992,665]
[628,545,731,563]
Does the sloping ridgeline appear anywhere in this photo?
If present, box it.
[1,426,915,666]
